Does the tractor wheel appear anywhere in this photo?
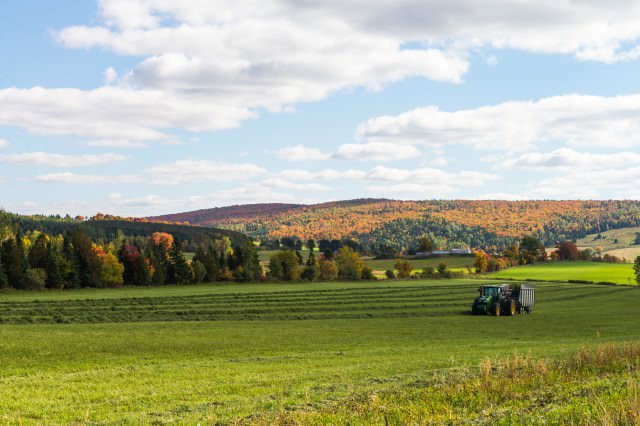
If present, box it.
[492,302,501,316]
[506,299,516,316]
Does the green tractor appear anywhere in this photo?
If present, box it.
[471,283,534,316]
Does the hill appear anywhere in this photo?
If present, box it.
[150,199,640,252]
[149,203,303,226]
[2,211,250,250]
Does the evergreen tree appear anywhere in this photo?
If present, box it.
[62,236,79,288]
[0,256,8,288]
[306,239,316,251]
[167,238,192,284]
[1,236,27,288]
[301,250,319,281]
[193,245,220,282]
[239,240,262,281]
[118,243,136,285]
[71,228,98,287]
[44,241,65,289]
[28,233,49,269]
[133,252,152,286]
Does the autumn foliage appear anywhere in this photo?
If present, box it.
[153,199,640,252]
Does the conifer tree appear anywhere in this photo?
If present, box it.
[0,256,8,288]
[167,238,192,284]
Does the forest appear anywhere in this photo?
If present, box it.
[153,199,640,253]
[0,211,261,290]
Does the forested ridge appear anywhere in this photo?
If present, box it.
[0,211,260,290]
[153,199,640,252]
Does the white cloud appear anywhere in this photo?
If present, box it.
[333,142,421,161]
[33,172,141,184]
[0,87,254,143]
[480,154,500,163]
[427,156,449,167]
[280,166,499,189]
[278,142,421,162]
[87,139,148,148]
[486,55,498,66]
[144,160,266,184]
[0,152,127,167]
[279,169,367,181]
[103,67,118,85]
[526,166,640,199]
[261,178,331,192]
[475,193,530,201]
[502,148,640,170]
[364,183,458,195]
[0,176,7,184]
[357,94,640,151]
[365,166,500,187]
[0,139,7,148]
[57,1,640,64]
[276,145,330,161]
[2,1,638,145]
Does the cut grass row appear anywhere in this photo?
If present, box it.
[1,279,629,325]
[2,279,640,423]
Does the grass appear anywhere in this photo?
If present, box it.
[276,342,640,424]
[490,261,636,285]
[363,255,474,272]
[1,279,640,423]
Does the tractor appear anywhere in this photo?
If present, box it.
[471,283,534,316]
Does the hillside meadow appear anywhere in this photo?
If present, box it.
[1,279,640,424]
[576,226,640,252]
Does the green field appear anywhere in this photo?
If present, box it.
[2,279,640,424]
[363,255,473,272]
[490,261,636,285]
[257,251,473,277]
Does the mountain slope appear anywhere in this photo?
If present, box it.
[151,199,640,251]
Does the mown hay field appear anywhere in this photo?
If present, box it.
[1,279,640,424]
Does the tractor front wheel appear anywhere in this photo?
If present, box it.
[505,299,516,316]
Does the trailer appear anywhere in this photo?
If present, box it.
[517,284,535,313]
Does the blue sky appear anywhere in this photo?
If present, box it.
[2,0,640,216]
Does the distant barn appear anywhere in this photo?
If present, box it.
[416,248,472,257]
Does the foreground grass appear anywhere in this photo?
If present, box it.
[1,280,640,423]
[491,261,636,285]
[276,342,640,425]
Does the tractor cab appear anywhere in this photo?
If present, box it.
[480,286,500,298]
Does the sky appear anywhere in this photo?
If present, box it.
[2,1,640,217]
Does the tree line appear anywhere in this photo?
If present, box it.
[0,227,261,290]
[472,237,631,274]
[267,243,375,282]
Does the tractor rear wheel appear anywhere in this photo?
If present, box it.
[506,299,516,316]
[492,302,501,316]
